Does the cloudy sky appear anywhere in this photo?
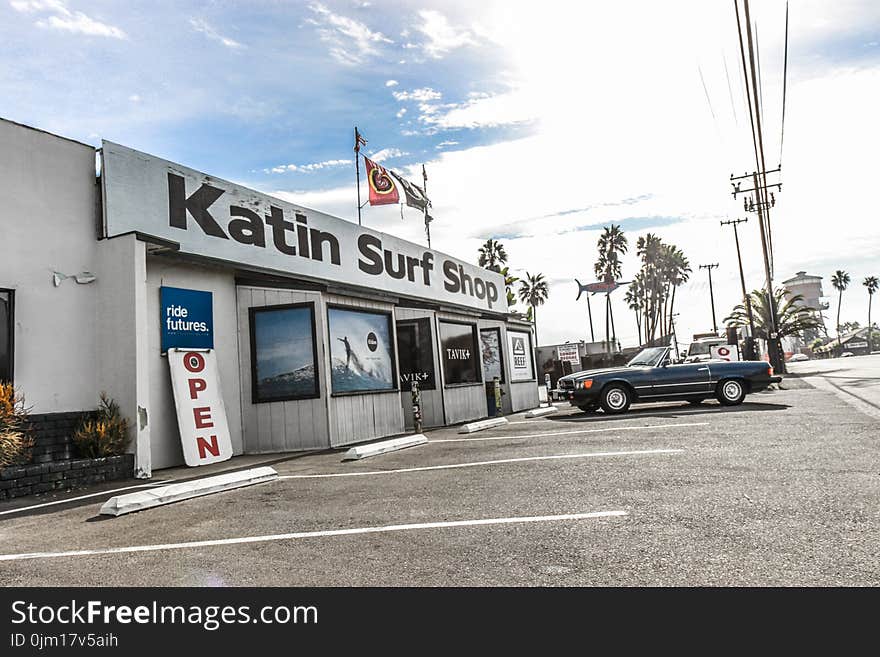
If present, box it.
[3,0,879,347]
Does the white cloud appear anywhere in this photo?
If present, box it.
[190,18,244,49]
[416,9,477,59]
[368,148,407,163]
[128,94,140,103]
[385,79,398,87]
[12,0,127,39]
[392,87,442,102]
[436,140,459,149]
[308,2,392,65]
[264,159,351,174]
[396,108,407,118]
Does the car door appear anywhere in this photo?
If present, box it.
[646,360,713,398]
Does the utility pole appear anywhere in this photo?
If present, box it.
[699,264,720,333]
[721,218,758,359]
[730,169,785,372]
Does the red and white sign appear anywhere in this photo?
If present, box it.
[168,349,233,466]
[557,344,581,367]
[710,344,740,362]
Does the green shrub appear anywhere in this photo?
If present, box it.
[73,393,130,458]
[0,382,34,468]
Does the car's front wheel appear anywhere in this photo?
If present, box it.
[600,384,631,414]
[716,379,746,406]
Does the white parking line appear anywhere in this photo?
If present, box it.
[0,511,628,562]
[0,481,168,517]
[277,448,682,480]
[432,422,708,443]
[509,407,731,423]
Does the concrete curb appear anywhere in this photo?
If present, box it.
[342,434,428,461]
[524,406,559,418]
[458,417,509,434]
[99,466,278,516]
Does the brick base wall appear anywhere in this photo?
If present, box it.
[0,411,135,501]
[25,411,98,463]
[0,454,135,500]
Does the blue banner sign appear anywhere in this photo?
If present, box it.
[160,286,214,353]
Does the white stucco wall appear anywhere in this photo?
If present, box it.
[145,256,243,469]
[0,119,101,413]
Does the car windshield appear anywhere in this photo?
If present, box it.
[627,347,668,367]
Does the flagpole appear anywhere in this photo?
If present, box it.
[354,127,362,226]
[422,164,431,249]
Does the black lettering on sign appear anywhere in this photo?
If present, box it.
[228,206,266,247]
[168,173,227,239]
[358,234,383,275]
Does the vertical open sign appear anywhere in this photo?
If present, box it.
[168,349,233,466]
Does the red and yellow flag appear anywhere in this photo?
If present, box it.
[364,156,400,206]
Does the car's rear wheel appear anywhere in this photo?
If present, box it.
[600,384,631,414]
[716,379,746,406]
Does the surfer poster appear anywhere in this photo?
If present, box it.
[328,307,396,393]
[249,303,319,403]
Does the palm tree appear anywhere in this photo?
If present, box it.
[625,275,645,345]
[724,288,822,341]
[663,245,691,335]
[831,270,851,355]
[500,266,518,308]
[864,276,879,353]
[636,233,664,341]
[594,225,628,353]
[517,272,549,345]
[477,239,508,273]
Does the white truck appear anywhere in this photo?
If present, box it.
[683,334,727,363]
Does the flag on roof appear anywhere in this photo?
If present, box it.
[364,156,399,206]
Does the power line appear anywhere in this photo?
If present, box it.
[723,52,738,127]
[780,1,790,164]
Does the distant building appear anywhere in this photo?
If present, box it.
[782,271,828,344]
[814,326,877,357]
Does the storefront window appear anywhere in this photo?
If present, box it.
[328,307,397,394]
[249,303,319,403]
[439,321,481,385]
[0,290,12,383]
[480,328,505,383]
[507,329,535,382]
[397,318,436,391]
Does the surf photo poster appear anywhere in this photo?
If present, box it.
[480,328,504,383]
[328,307,396,393]
[249,304,319,403]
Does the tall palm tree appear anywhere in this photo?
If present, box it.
[636,233,664,341]
[831,270,851,354]
[724,288,821,341]
[864,276,879,353]
[664,245,691,335]
[594,225,628,353]
[517,272,549,345]
[625,275,645,345]
[477,239,508,273]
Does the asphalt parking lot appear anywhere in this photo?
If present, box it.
[1,374,878,586]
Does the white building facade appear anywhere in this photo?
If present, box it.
[0,118,538,477]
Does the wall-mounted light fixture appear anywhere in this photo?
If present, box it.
[53,271,97,287]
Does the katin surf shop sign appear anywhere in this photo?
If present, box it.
[101,142,504,313]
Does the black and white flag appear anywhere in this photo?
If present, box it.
[390,171,431,212]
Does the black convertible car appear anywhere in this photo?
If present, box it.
[557,346,782,414]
